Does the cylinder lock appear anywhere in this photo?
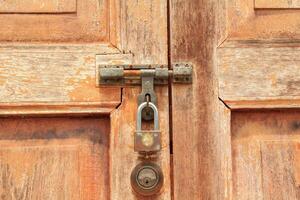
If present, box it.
[131,162,164,196]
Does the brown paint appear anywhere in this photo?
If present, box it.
[0,0,77,13]
[0,0,109,42]
[0,117,110,200]
[232,111,300,198]
[0,0,170,199]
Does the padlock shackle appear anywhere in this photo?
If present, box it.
[136,102,159,131]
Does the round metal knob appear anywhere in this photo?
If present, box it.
[131,162,163,196]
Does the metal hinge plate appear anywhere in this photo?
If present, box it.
[98,63,193,85]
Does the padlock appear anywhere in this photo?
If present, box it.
[135,102,161,153]
[131,162,164,196]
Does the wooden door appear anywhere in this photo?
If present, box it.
[171,0,300,199]
[0,1,171,200]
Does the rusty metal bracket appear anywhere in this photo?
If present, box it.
[99,63,193,120]
[98,63,193,85]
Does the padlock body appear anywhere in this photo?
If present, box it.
[134,130,161,153]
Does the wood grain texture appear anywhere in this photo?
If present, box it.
[261,141,300,199]
[0,102,118,116]
[218,43,300,108]
[0,44,121,53]
[232,110,300,199]
[0,47,121,104]
[0,0,169,199]
[119,0,167,63]
[255,0,300,8]
[108,0,169,198]
[217,102,233,199]
[110,87,170,200]
[0,0,108,42]
[0,117,110,200]
[294,145,300,187]
[232,139,263,199]
[224,99,300,110]
[170,0,228,199]
[0,143,80,200]
[227,0,300,39]
[0,0,77,13]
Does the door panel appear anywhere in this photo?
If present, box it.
[0,0,77,13]
[171,0,300,198]
[0,0,112,42]
[255,0,300,9]
[0,50,121,103]
[0,0,169,199]
[228,0,300,39]
[260,141,300,199]
[232,111,300,199]
[218,43,300,108]
[0,117,110,200]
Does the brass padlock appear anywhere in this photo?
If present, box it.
[135,102,161,153]
[131,162,164,196]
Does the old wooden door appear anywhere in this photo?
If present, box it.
[0,1,171,200]
[170,0,300,199]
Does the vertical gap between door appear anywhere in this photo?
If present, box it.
[167,0,174,200]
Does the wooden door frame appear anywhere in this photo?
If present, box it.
[0,0,171,199]
[170,0,300,199]
[170,0,228,198]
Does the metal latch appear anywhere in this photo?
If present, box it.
[99,63,193,120]
[98,63,193,85]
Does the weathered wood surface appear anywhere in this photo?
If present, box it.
[255,0,300,8]
[0,0,169,200]
[0,44,121,53]
[261,141,300,199]
[232,139,263,199]
[110,87,170,200]
[218,43,300,109]
[228,0,300,39]
[0,0,77,13]
[224,99,300,110]
[170,0,228,199]
[0,0,108,42]
[294,145,300,187]
[119,0,167,63]
[0,117,110,200]
[109,0,170,199]
[0,50,121,104]
[217,102,233,199]
[0,102,118,116]
[232,111,300,199]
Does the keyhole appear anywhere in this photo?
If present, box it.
[137,168,158,188]
[144,178,150,186]
[131,162,164,196]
